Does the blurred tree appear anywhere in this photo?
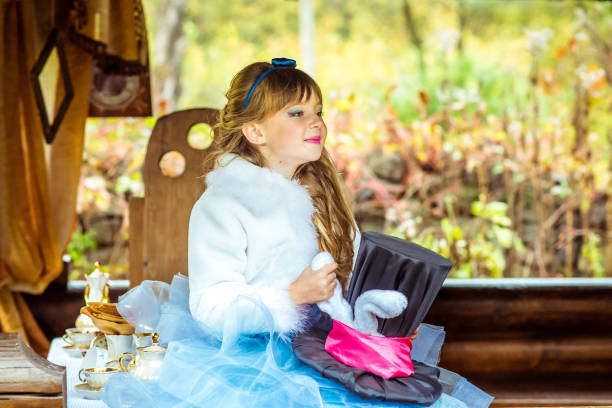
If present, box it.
[402,0,425,78]
[150,0,188,114]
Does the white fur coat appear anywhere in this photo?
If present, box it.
[188,154,360,335]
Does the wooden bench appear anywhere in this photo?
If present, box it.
[427,281,612,407]
[0,333,65,407]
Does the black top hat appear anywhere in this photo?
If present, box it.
[292,232,452,404]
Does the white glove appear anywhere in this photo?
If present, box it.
[311,252,408,336]
[312,252,354,326]
[353,290,407,336]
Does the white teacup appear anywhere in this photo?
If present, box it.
[92,333,134,362]
[78,367,120,390]
[62,328,99,348]
[133,332,158,348]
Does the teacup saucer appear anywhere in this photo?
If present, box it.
[62,344,89,358]
[74,382,102,399]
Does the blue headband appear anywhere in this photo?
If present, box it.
[243,58,297,109]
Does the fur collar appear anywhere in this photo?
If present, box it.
[205,154,316,225]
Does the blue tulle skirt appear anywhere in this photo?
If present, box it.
[103,275,492,408]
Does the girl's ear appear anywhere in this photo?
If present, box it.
[242,123,266,145]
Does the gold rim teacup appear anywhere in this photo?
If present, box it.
[78,367,119,390]
[62,328,99,348]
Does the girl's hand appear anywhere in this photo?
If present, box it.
[410,327,420,341]
[289,263,338,305]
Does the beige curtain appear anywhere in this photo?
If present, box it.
[0,0,144,357]
[0,0,94,356]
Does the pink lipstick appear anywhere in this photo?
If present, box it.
[305,137,321,144]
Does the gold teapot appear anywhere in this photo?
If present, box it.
[118,337,166,381]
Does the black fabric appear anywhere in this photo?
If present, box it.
[291,232,452,405]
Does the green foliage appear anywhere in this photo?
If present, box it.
[78,0,612,279]
[66,230,97,280]
[580,232,605,278]
[410,197,525,278]
[72,117,154,280]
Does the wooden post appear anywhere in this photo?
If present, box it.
[128,197,145,287]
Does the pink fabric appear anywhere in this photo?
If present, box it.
[324,320,414,380]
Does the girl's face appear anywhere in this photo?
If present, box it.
[256,95,326,178]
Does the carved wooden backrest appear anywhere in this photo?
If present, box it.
[129,108,218,285]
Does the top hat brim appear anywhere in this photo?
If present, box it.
[292,325,442,405]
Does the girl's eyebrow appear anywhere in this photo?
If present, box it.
[287,101,323,109]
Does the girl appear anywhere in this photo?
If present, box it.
[104,59,487,408]
[187,57,358,337]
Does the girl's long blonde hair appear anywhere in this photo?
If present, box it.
[202,61,357,289]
